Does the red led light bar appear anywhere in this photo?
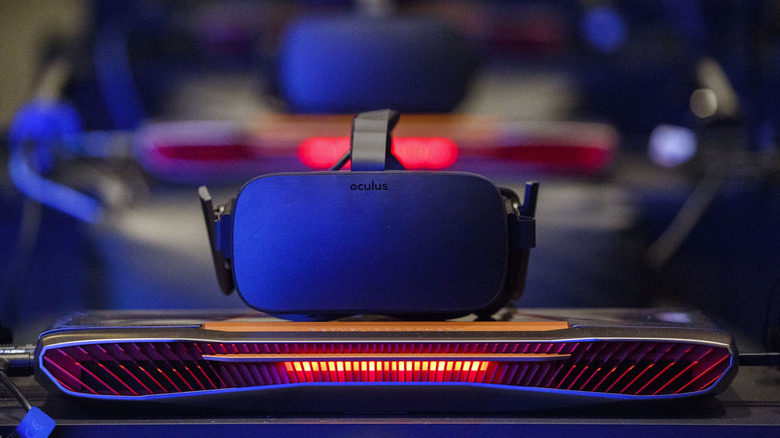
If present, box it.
[150,144,259,162]
[297,137,459,170]
[135,121,270,181]
[281,360,490,383]
[477,143,612,173]
[134,116,616,181]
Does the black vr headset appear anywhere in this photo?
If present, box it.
[200,110,537,320]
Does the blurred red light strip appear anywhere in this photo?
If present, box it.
[477,143,612,173]
[135,117,617,181]
[298,137,459,170]
[151,144,259,162]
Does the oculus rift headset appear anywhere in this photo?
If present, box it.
[200,110,537,320]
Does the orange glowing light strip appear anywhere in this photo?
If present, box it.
[277,360,495,383]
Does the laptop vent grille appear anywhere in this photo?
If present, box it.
[42,340,731,398]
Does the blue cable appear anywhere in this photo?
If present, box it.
[7,99,103,224]
[8,148,102,224]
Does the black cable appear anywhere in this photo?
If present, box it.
[1,350,55,437]
[0,347,35,377]
[330,150,351,171]
[0,357,33,412]
[644,173,724,269]
[738,352,780,367]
